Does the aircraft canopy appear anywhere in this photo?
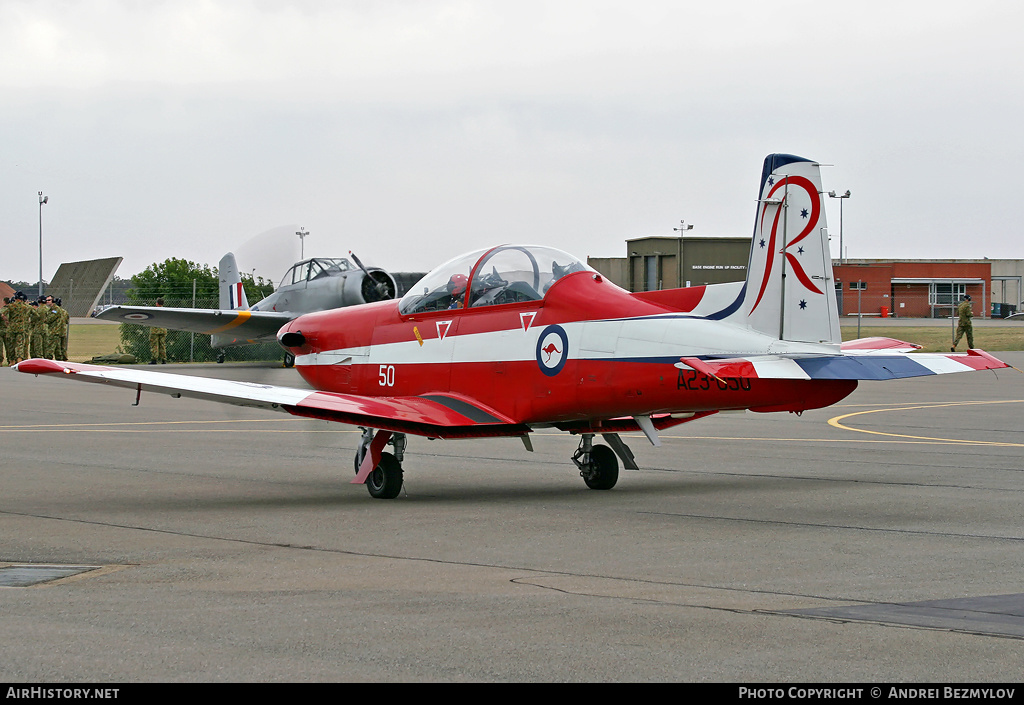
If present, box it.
[280,258,353,288]
[399,245,592,315]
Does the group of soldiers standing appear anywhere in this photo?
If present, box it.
[0,292,70,365]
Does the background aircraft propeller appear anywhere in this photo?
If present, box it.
[350,251,397,301]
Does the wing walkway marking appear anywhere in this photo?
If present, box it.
[827,399,1024,447]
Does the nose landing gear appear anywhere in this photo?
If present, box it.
[572,434,619,490]
[355,428,407,499]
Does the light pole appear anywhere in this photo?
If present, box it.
[296,227,308,260]
[38,191,48,297]
[673,220,693,289]
[828,190,850,264]
[673,220,693,236]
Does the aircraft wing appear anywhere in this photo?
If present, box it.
[13,359,530,439]
[679,348,1010,381]
[95,305,293,342]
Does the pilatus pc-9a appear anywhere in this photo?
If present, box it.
[18,155,1008,498]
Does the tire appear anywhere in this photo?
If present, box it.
[583,444,619,490]
[283,352,295,368]
[366,452,404,499]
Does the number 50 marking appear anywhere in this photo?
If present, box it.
[378,364,396,387]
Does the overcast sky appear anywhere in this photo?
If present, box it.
[3,0,1022,284]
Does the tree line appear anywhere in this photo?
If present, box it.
[118,258,278,363]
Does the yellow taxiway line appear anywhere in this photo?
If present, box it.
[827,399,1024,447]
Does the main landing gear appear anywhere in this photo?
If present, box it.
[572,434,619,490]
[352,428,630,498]
[355,427,406,499]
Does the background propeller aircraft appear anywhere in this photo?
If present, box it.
[96,251,402,365]
[17,154,1010,498]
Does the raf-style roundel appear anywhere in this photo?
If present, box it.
[122,313,153,320]
[535,324,568,377]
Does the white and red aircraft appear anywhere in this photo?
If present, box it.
[16,154,1009,498]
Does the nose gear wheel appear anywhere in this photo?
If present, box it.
[572,434,619,490]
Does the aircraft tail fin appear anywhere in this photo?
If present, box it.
[218,252,250,311]
[712,154,840,345]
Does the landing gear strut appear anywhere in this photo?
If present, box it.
[572,434,619,490]
[354,427,407,499]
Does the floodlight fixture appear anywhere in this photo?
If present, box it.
[828,190,851,264]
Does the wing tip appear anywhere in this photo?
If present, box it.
[13,358,69,375]
[961,348,1012,371]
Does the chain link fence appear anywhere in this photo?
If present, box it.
[836,284,1015,319]
[117,296,286,364]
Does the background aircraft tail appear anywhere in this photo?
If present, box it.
[726,154,841,344]
[219,252,250,311]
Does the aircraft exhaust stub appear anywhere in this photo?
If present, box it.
[279,331,306,348]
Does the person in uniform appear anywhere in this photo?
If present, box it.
[952,294,975,351]
[29,297,50,360]
[54,297,70,361]
[149,297,168,364]
[6,292,32,364]
[44,296,62,360]
[0,297,8,366]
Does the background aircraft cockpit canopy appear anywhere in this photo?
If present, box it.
[280,258,354,288]
[399,245,593,315]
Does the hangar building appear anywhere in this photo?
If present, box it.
[588,235,750,292]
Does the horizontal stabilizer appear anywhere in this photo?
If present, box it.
[841,337,923,353]
[670,348,1009,381]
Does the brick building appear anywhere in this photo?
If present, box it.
[834,260,992,319]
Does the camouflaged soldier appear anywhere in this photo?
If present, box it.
[149,298,168,364]
[5,292,32,364]
[951,294,975,351]
[54,297,70,361]
[29,298,50,359]
[0,297,8,366]
[44,296,63,360]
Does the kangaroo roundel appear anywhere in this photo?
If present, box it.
[536,325,569,376]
